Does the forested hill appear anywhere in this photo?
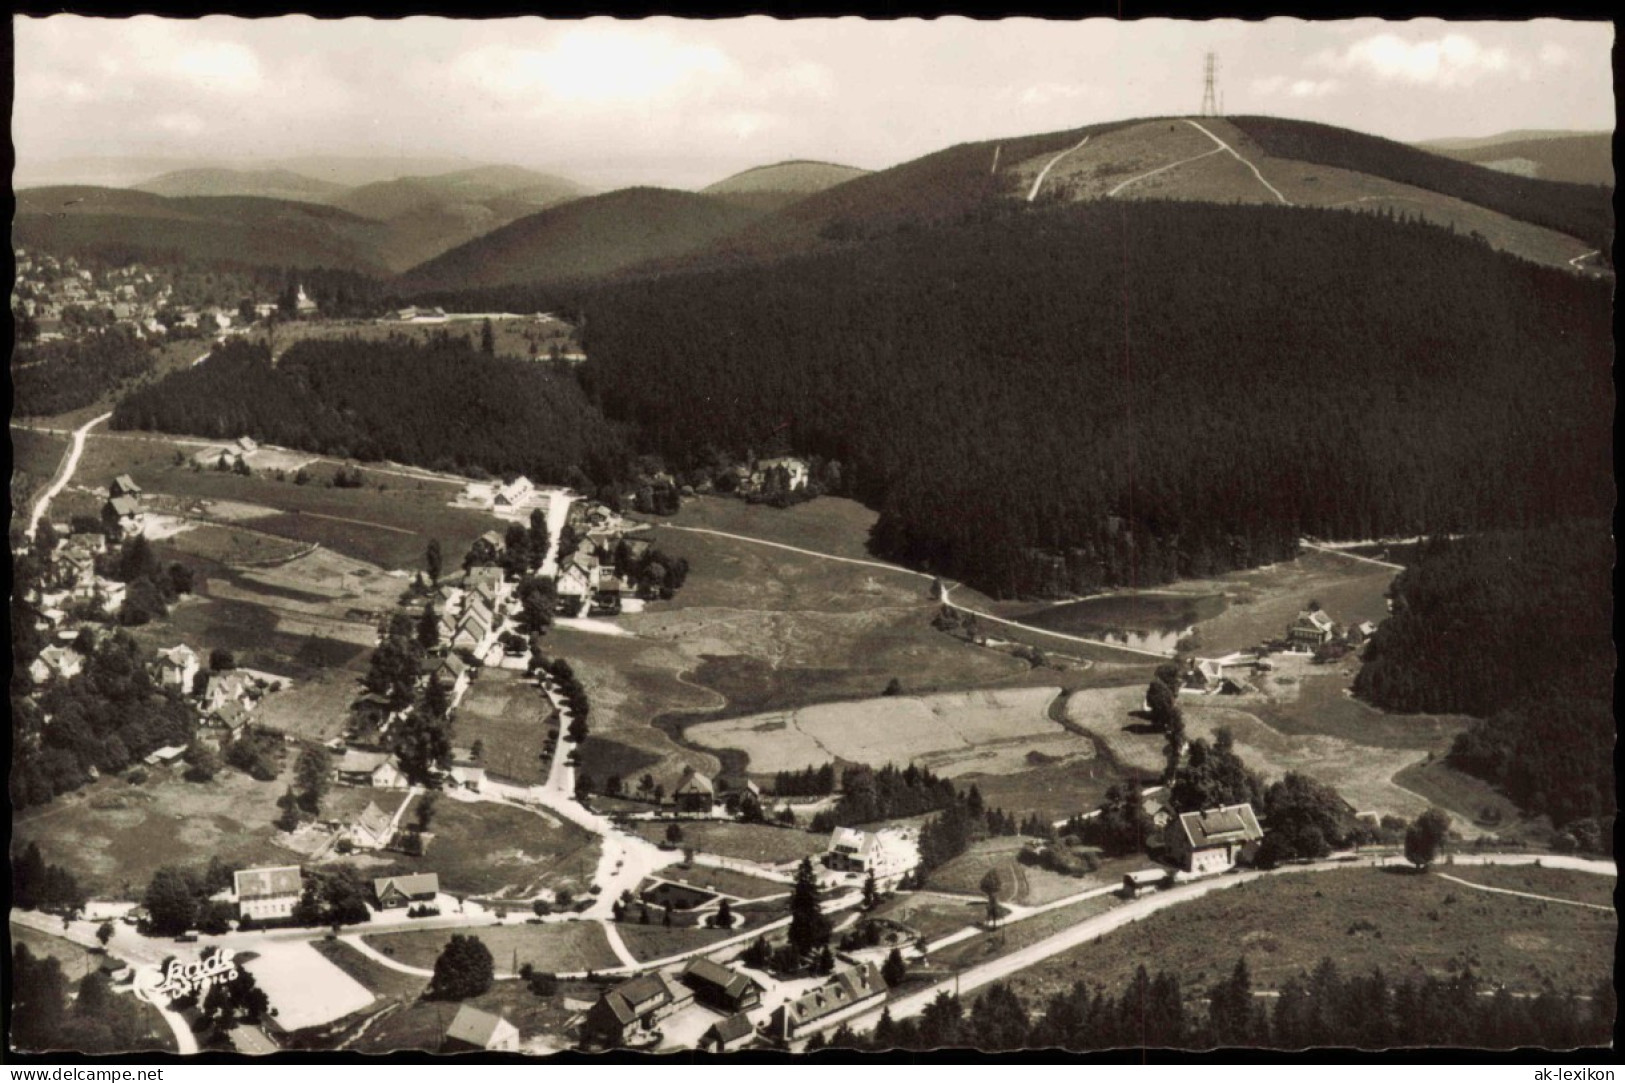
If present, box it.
[1355,523,1613,832]
[112,337,631,486]
[1228,116,1613,254]
[578,200,1612,598]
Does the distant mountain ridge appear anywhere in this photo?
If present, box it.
[1416,132,1612,188]
[134,167,347,202]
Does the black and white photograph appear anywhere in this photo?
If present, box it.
[6,11,1615,1062]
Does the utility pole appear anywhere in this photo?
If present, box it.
[1200,52,1221,117]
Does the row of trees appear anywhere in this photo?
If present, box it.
[11,945,169,1054]
[11,843,88,914]
[113,335,633,488]
[814,957,1614,1052]
[576,200,1611,598]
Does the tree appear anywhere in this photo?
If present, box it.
[294,745,333,815]
[480,318,496,355]
[425,539,444,583]
[1404,807,1452,870]
[416,792,439,833]
[862,870,879,910]
[979,868,1003,928]
[183,741,222,783]
[665,822,684,845]
[209,648,236,672]
[393,708,452,786]
[882,947,908,988]
[429,934,494,999]
[95,921,115,950]
[883,677,904,696]
[143,867,199,936]
[424,674,451,720]
[711,898,735,929]
[417,603,440,650]
[787,857,831,961]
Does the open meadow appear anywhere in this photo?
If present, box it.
[378,798,601,901]
[925,836,1141,905]
[686,687,1080,778]
[997,866,1617,1007]
[627,821,830,866]
[454,670,555,786]
[361,918,621,974]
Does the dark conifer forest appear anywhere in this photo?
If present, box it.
[577,200,1612,597]
[1355,522,1614,828]
[111,335,631,485]
[12,329,155,417]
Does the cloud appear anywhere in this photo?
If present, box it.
[172,41,264,92]
[155,112,205,136]
[455,25,738,106]
[1015,83,1096,106]
[1314,32,1532,89]
[1251,75,1338,99]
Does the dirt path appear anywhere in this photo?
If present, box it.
[287,509,417,535]
[1435,872,1614,913]
[1299,540,1405,571]
[1107,146,1224,198]
[1026,135,1091,202]
[661,525,1172,659]
[1182,119,1293,206]
[26,410,111,539]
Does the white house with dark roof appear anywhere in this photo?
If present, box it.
[1168,802,1264,876]
[154,645,201,694]
[1286,608,1338,651]
[349,801,396,851]
[373,873,440,910]
[234,865,303,921]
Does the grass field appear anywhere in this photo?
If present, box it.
[614,921,749,964]
[1392,758,1533,839]
[648,865,789,901]
[927,836,1100,905]
[654,495,890,562]
[10,764,298,897]
[381,799,601,900]
[627,821,830,866]
[931,892,1122,970]
[1440,865,1616,910]
[998,867,1617,1008]
[9,425,69,521]
[362,919,622,974]
[686,687,1078,778]
[868,893,989,943]
[8,922,178,1052]
[454,670,555,786]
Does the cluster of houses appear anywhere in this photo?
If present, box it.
[149,643,280,740]
[555,500,647,617]
[584,955,771,1051]
[1283,603,1377,654]
[11,250,297,343]
[101,475,147,539]
[425,565,512,668]
[229,864,442,923]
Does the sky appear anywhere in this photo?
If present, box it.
[11,16,1615,190]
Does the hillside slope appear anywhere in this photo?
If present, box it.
[397,187,764,291]
[133,167,345,202]
[13,186,393,273]
[1419,132,1612,187]
[702,160,871,212]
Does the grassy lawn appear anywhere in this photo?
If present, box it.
[654,494,889,562]
[869,893,987,943]
[1253,663,1469,752]
[8,922,178,1052]
[1392,758,1533,838]
[614,920,750,964]
[999,868,1617,1009]
[647,865,789,901]
[362,919,621,974]
[628,821,830,866]
[379,798,601,901]
[10,764,299,897]
[455,670,555,786]
[160,522,310,566]
[9,425,69,516]
[965,756,1121,825]
[310,936,428,1000]
[927,836,1100,906]
[931,892,1122,971]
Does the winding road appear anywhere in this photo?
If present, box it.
[25,410,112,540]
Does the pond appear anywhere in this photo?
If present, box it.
[1015,591,1228,653]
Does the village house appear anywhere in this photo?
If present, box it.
[349,801,397,851]
[102,494,144,539]
[206,700,253,741]
[448,762,486,793]
[556,553,602,612]
[335,749,405,789]
[768,962,887,1042]
[1168,802,1265,876]
[583,972,694,1048]
[199,670,259,713]
[373,873,440,910]
[673,768,715,814]
[752,456,810,492]
[28,646,84,686]
[154,645,201,694]
[145,744,187,767]
[494,476,534,509]
[824,827,915,887]
[700,1013,757,1054]
[427,653,472,696]
[1121,868,1172,898]
[1286,607,1338,651]
[109,475,143,500]
[472,530,507,562]
[442,1005,519,1053]
[681,958,762,1013]
[234,865,302,922]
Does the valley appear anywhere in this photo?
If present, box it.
[10,30,1614,1059]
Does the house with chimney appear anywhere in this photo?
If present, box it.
[234,865,303,922]
[1168,802,1265,876]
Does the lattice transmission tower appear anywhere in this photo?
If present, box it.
[1200,52,1221,117]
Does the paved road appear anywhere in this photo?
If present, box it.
[825,851,1616,1037]
[25,411,112,539]
[1183,119,1293,206]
